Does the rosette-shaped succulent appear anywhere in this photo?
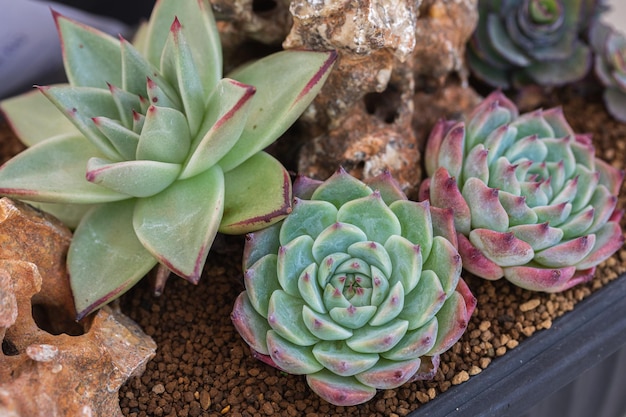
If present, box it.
[590,21,626,122]
[420,91,624,292]
[0,0,336,318]
[231,169,476,406]
[467,0,596,88]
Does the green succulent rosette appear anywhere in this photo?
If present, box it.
[467,0,597,88]
[0,0,336,318]
[420,91,624,292]
[231,168,477,406]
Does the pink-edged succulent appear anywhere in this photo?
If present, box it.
[0,0,336,318]
[420,90,624,292]
[232,168,476,406]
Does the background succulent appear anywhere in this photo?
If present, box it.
[420,91,624,292]
[231,168,476,406]
[0,0,336,319]
[589,21,626,122]
[467,0,600,89]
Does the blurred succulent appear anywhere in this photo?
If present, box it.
[0,0,337,319]
[589,21,626,122]
[419,91,624,292]
[467,0,598,89]
[231,168,477,406]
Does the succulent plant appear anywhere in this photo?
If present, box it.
[467,0,598,89]
[0,0,337,319]
[419,91,624,292]
[589,21,626,122]
[231,168,477,406]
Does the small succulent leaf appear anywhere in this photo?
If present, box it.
[244,254,280,317]
[429,167,472,235]
[243,222,281,270]
[483,124,517,164]
[0,87,79,146]
[424,119,456,176]
[298,263,326,314]
[302,306,352,340]
[69,200,157,319]
[267,290,319,346]
[334,258,370,276]
[486,14,532,66]
[86,157,180,198]
[462,178,509,232]
[231,292,271,355]
[398,269,446,330]
[534,235,596,267]
[587,186,619,234]
[132,111,146,133]
[160,19,205,135]
[510,111,555,140]
[277,235,316,297]
[182,79,255,179]
[559,206,595,239]
[542,107,575,137]
[504,134,548,162]
[40,85,122,160]
[384,235,422,294]
[317,253,350,289]
[136,105,190,163]
[369,282,404,326]
[370,265,390,306]
[279,199,338,245]
[430,206,458,248]
[310,168,373,208]
[323,284,351,310]
[570,165,599,212]
[577,221,624,269]
[146,77,181,110]
[457,233,504,280]
[543,137,577,176]
[363,170,408,205]
[292,175,323,200]
[144,0,221,93]
[466,47,512,89]
[54,12,122,88]
[462,144,490,185]
[346,319,409,353]
[329,305,377,329]
[26,201,93,229]
[347,241,392,277]
[219,152,292,234]
[312,222,367,263]
[92,116,139,161]
[312,341,378,377]
[382,317,438,360]
[525,42,592,86]
[520,181,550,207]
[509,223,564,251]
[422,236,461,297]
[0,135,128,203]
[595,156,624,197]
[133,164,224,281]
[604,88,626,123]
[266,330,323,375]
[355,358,423,389]
[488,157,521,195]
[532,202,572,226]
[546,161,567,193]
[336,192,401,244]
[389,200,433,258]
[466,102,514,149]
[306,370,376,407]
[503,264,577,292]
[469,229,535,267]
[427,291,469,355]
[220,50,338,171]
[437,123,466,180]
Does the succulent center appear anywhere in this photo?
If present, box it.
[527,0,561,25]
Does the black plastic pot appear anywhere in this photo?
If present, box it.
[412,274,626,417]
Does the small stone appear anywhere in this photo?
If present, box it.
[199,390,211,410]
[520,299,541,312]
[152,384,165,394]
[451,371,470,385]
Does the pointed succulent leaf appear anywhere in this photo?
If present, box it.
[277,235,315,297]
[509,222,564,251]
[136,105,190,163]
[398,270,446,330]
[279,199,338,245]
[92,116,140,161]
[429,167,471,235]
[119,36,169,98]
[384,235,422,294]
[245,254,280,318]
[356,358,423,389]
[231,292,272,355]
[422,236,461,297]
[363,170,408,205]
[503,264,578,292]
[310,167,372,208]
[69,200,157,319]
[0,135,128,203]
[469,229,535,267]
[312,341,378,376]
[86,157,180,198]
[462,144,490,184]
[267,291,319,346]
[219,151,292,234]
[389,200,433,258]
[462,178,509,232]
[298,263,326,314]
[182,79,255,179]
[428,291,470,355]
[219,50,338,171]
[346,320,409,354]
[436,123,466,180]
[534,235,596,268]
[382,317,438,360]
[312,222,367,263]
[577,222,624,269]
[54,11,122,88]
[369,282,404,326]
[243,223,281,270]
[266,330,323,375]
[307,370,377,407]
[329,305,377,329]
[317,252,351,288]
[347,241,392,277]
[303,307,352,341]
[337,192,401,244]
[0,88,79,146]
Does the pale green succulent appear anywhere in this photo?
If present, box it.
[231,168,476,406]
[0,0,336,319]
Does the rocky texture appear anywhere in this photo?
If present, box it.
[0,198,156,417]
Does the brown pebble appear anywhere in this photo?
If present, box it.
[520,299,541,312]
[152,384,165,394]
[451,371,470,385]
[199,390,211,410]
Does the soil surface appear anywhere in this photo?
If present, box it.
[1,86,625,417]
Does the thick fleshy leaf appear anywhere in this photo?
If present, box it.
[243,222,281,270]
[422,236,461,296]
[310,167,373,208]
[370,282,404,326]
[428,291,470,355]
[462,178,509,232]
[231,292,271,355]
[577,221,624,269]
[303,307,352,340]
[312,222,367,263]
[363,170,408,205]
[0,87,79,146]
[437,123,466,180]
[298,263,326,314]
[279,199,338,245]
[337,192,401,244]
[182,79,255,179]
[277,235,315,297]
[312,341,378,376]
[219,50,338,171]
[525,42,592,86]
[382,317,438,360]
[137,105,190,164]
[92,116,140,161]
[469,228,535,267]
[329,305,377,329]
[86,157,181,198]
[307,370,377,407]
[356,358,423,389]
[0,135,128,203]
[69,200,157,319]
[509,223,564,251]
[54,12,122,88]
[346,319,409,353]
[133,164,224,282]
[384,235,422,294]
[267,290,319,346]
[503,264,577,292]
[26,201,93,229]
[534,235,596,267]
[429,167,472,235]
[347,241,392,277]
[389,200,433,258]
[399,270,446,330]
[266,330,323,375]
[245,254,280,317]
[143,0,222,93]
[457,233,504,280]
